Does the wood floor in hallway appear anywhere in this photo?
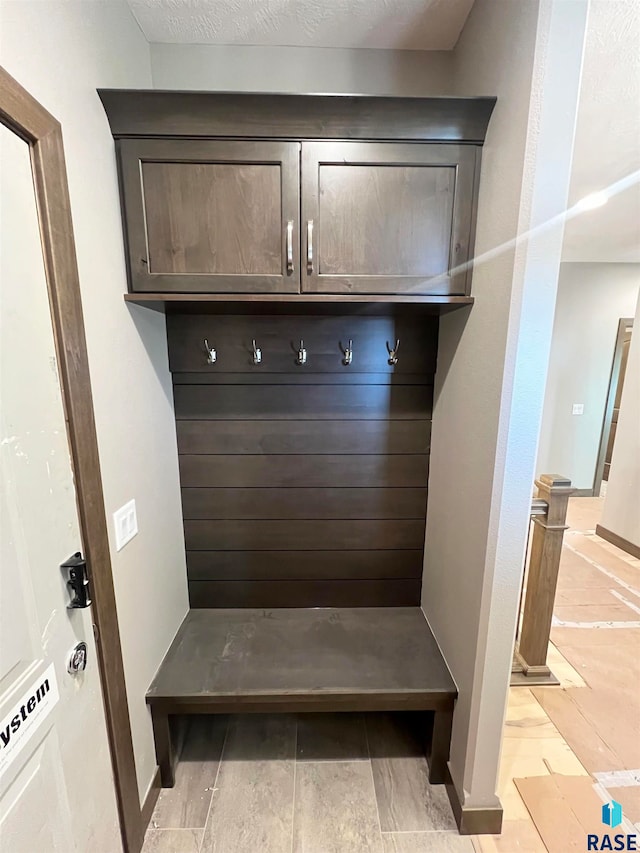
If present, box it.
[141,497,639,852]
[474,496,640,853]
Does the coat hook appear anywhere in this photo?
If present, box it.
[295,340,307,366]
[340,339,353,366]
[204,339,217,365]
[252,339,262,365]
[386,339,400,366]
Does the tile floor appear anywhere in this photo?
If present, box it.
[143,712,470,853]
[142,497,640,853]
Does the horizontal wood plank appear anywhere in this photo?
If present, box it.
[184,519,425,551]
[172,372,431,386]
[167,314,437,374]
[174,384,433,420]
[179,454,429,487]
[188,579,421,608]
[166,311,433,606]
[186,550,424,581]
[181,487,427,520]
[177,419,430,455]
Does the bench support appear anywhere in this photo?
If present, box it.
[428,707,453,784]
[151,707,175,788]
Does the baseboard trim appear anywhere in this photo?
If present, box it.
[445,765,503,835]
[595,524,640,559]
[141,766,161,835]
[572,488,595,497]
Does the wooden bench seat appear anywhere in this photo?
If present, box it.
[147,607,457,787]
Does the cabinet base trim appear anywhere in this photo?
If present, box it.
[124,293,474,316]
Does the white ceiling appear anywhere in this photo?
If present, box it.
[126,0,475,50]
[562,0,640,263]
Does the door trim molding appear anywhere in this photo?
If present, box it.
[0,66,143,852]
[141,767,162,834]
[592,317,633,496]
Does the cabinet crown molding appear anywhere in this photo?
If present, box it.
[97,90,496,143]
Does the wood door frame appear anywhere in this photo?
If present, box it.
[0,67,143,852]
[592,317,634,496]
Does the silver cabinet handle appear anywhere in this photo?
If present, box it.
[307,220,314,274]
[286,220,294,273]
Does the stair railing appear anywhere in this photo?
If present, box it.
[511,474,574,686]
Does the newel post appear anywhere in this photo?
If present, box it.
[515,474,574,682]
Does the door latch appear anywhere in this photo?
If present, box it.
[61,552,91,609]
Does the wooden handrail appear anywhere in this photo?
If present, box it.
[512,474,574,686]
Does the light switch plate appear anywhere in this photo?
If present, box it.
[113,499,138,551]
[572,403,584,415]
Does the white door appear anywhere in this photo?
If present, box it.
[0,122,122,851]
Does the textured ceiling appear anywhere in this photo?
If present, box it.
[563,0,640,262]
[126,0,475,50]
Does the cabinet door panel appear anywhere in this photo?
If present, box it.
[143,162,282,275]
[302,142,477,295]
[119,139,300,293]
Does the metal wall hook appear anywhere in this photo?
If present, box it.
[204,339,217,364]
[386,339,400,366]
[340,340,353,366]
[252,339,262,365]
[295,340,307,366]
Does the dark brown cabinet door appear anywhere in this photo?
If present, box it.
[118,139,300,293]
[301,142,477,295]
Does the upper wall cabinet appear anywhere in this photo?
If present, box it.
[118,139,301,293]
[101,92,496,303]
[301,142,476,296]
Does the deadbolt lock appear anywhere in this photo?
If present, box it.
[67,642,88,675]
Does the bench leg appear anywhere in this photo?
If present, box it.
[428,708,453,784]
[151,707,175,788]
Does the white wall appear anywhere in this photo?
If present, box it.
[561,0,640,264]
[423,0,588,813]
[600,286,640,549]
[537,263,640,491]
[151,43,453,95]
[0,0,189,804]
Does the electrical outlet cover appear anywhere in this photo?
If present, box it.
[113,499,138,551]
